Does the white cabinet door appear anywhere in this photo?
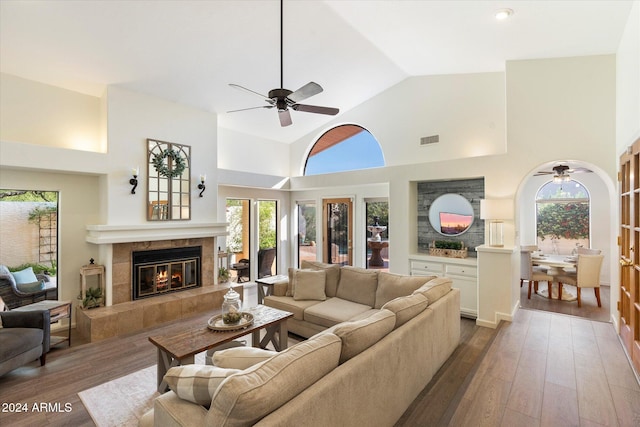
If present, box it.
[409,256,478,319]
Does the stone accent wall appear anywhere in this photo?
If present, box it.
[417,178,485,257]
[112,237,215,304]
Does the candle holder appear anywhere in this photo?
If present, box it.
[198,174,206,197]
[129,166,139,194]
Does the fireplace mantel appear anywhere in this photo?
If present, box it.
[86,222,228,244]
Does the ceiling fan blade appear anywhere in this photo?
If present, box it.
[227,105,274,113]
[567,167,592,174]
[287,82,323,103]
[278,109,292,127]
[229,84,273,103]
[533,171,554,176]
[292,103,339,115]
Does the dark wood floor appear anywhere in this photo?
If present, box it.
[2,281,632,427]
[0,311,493,426]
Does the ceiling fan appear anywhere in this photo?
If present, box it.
[227,0,339,127]
[534,164,592,183]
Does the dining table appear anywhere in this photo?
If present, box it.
[530,254,577,300]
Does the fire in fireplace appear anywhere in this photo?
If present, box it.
[132,246,202,300]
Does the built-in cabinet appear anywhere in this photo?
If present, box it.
[409,254,478,318]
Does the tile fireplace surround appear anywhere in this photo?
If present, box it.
[77,222,231,342]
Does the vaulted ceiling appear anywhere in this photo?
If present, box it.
[0,1,634,144]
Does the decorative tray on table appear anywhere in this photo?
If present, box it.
[207,313,254,331]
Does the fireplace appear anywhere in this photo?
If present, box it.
[132,246,202,300]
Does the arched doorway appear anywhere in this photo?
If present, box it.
[516,160,617,323]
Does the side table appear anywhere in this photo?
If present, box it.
[14,300,72,348]
[255,274,288,304]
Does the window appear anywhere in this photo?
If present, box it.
[365,200,389,270]
[297,202,317,267]
[257,200,277,278]
[304,125,384,175]
[226,199,250,281]
[536,180,590,254]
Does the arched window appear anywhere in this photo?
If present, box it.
[304,125,384,176]
[535,179,590,254]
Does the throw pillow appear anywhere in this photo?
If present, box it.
[336,266,378,307]
[213,347,277,370]
[332,309,395,363]
[374,272,436,309]
[293,269,326,301]
[164,364,242,407]
[413,277,453,304]
[381,293,429,328]
[11,267,38,285]
[300,260,341,297]
[16,280,45,293]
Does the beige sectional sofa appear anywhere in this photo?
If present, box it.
[140,262,460,427]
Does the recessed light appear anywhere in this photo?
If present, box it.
[495,8,514,20]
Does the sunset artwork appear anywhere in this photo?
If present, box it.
[439,212,473,235]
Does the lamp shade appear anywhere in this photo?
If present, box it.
[480,199,514,220]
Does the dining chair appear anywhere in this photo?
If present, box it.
[577,247,601,255]
[556,254,604,307]
[519,245,538,287]
[521,249,554,299]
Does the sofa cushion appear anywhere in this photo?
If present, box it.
[16,280,45,293]
[382,293,429,328]
[0,328,43,361]
[300,260,341,297]
[304,297,373,328]
[374,272,436,308]
[207,333,342,426]
[293,269,326,301]
[336,266,378,307]
[413,277,453,304]
[11,267,38,285]
[212,347,276,370]
[262,296,321,321]
[164,365,242,407]
[332,309,395,363]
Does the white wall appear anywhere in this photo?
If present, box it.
[616,0,640,156]
[288,72,507,177]
[0,73,103,152]
[218,127,290,177]
[104,86,219,224]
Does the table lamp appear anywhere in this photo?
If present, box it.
[480,199,514,247]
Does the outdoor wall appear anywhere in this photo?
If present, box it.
[0,201,56,267]
[0,73,103,152]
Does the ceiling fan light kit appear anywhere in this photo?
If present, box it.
[228,0,339,127]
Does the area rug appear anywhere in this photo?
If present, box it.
[79,353,205,427]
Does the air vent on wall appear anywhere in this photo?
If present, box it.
[420,135,439,145]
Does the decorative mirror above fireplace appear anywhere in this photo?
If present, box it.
[147,139,191,221]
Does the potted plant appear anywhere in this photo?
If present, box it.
[79,287,103,309]
[218,266,231,283]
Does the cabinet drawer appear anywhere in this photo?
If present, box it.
[410,260,444,274]
[445,264,476,277]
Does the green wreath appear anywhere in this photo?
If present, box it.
[152,149,186,178]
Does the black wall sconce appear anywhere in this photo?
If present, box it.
[198,174,206,197]
[129,166,139,194]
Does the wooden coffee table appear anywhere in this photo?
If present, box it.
[149,304,293,392]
